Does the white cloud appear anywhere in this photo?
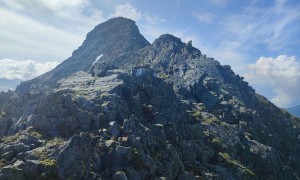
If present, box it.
[210,0,229,6]
[0,1,105,62]
[1,0,89,16]
[0,7,84,61]
[110,3,141,21]
[144,13,166,24]
[194,12,214,23]
[244,55,300,107]
[0,59,59,80]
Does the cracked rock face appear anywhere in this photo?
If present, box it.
[1,17,300,179]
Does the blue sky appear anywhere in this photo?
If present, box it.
[0,0,299,108]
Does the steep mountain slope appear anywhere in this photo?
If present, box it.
[286,105,300,118]
[1,17,300,179]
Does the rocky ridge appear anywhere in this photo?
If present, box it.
[0,17,300,179]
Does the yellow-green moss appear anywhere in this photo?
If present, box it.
[219,152,255,176]
[99,92,110,99]
[244,168,256,176]
[202,117,217,124]
[46,137,64,146]
[188,109,202,121]
[32,148,47,159]
[220,121,227,126]
[212,137,222,148]
[1,133,21,143]
[31,131,43,138]
[41,159,57,167]
[159,73,169,79]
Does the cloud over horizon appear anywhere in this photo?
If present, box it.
[244,55,300,108]
[0,59,59,80]
[109,3,141,21]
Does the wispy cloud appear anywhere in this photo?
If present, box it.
[0,0,107,81]
[244,55,300,107]
[220,0,300,52]
[0,1,167,80]
[0,0,105,62]
[0,7,84,61]
[0,59,59,80]
[109,3,141,21]
[144,13,166,24]
[193,12,214,23]
[1,0,104,34]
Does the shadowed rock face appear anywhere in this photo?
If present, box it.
[1,17,300,179]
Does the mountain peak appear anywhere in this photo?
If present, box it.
[4,17,300,180]
[155,34,182,43]
[94,17,136,30]
[17,17,150,93]
[73,17,149,57]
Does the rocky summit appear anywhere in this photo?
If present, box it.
[1,17,300,180]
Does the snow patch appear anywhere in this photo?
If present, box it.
[92,54,103,65]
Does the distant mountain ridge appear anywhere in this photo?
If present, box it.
[0,78,21,92]
[286,105,300,117]
[0,17,300,179]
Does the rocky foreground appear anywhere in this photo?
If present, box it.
[0,17,300,180]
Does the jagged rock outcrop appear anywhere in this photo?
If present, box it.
[1,17,300,179]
